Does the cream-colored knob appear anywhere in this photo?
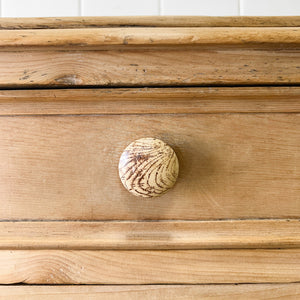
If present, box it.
[119,138,179,198]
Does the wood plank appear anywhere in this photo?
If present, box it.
[1,284,300,300]
[1,16,300,29]
[0,28,299,49]
[1,249,300,284]
[0,87,300,115]
[0,114,298,221]
[0,220,300,250]
[0,48,299,88]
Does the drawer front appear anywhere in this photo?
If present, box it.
[1,47,299,88]
[0,113,298,221]
[1,284,300,299]
[1,249,300,284]
[1,220,300,285]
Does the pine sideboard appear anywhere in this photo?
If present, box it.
[0,16,299,299]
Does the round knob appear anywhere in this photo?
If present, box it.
[119,138,179,198]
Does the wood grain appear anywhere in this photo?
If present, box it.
[1,284,300,300]
[0,48,299,88]
[0,114,298,220]
[119,138,179,197]
[1,249,300,284]
[1,16,300,29]
[0,87,300,115]
[0,220,300,250]
[0,28,299,49]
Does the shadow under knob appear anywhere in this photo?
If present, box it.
[119,138,179,198]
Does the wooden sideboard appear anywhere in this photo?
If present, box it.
[0,16,299,299]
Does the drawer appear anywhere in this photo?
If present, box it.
[1,46,300,88]
[2,249,300,284]
[1,284,300,299]
[0,95,299,221]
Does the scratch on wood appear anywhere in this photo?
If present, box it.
[54,74,83,85]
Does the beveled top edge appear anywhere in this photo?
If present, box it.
[0,16,299,30]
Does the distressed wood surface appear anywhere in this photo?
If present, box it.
[1,249,300,284]
[0,87,300,115]
[1,284,300,300]
[0,114,298,221]
[0,48,299,88]
[1,16,300,29]
[0,220,300,250]
[119,138,179,198]
[0,28,299,49]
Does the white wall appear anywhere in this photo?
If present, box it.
[0,0,299,17]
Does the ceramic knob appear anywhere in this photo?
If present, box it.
[119,138,179,197]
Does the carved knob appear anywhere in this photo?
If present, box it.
[119,138,179,197]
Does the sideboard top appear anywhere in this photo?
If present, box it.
[0,16,299,30]
[0,16,298,89]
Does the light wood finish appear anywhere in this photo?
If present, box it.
[1,284,300,300]
[0,17,299,291]
[1,220,300,250]
[1,16,300,29]
[0,113,298,220]
[1,249,300,284]
[0,21,298,88]
[119,138,179,197]
[0,87,300,115]
[0,28,299,49]
[0,48,299,88]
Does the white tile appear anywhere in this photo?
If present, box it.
[241,0,300,16]
[2,0,80,17]
[82,0,160,16]
[161,0,239,16]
